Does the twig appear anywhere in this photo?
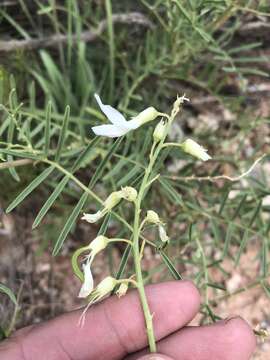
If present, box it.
[166,154,266,183]
[0,12,153,52]
[0,158,34,170]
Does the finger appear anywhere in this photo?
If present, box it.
[126,316,256,360]
[138,354,174,360]
[0,281,200,360]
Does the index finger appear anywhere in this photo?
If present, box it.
[0,280,200,360]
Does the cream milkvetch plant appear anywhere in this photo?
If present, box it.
[72,93,212,351]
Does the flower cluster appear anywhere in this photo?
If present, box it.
[72,93,213,333]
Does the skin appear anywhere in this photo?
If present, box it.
[0,281,256,360]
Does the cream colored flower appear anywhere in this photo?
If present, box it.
[181,138,211,161]
[79,276,118,326]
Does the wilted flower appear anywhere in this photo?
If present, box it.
[153,120,167,142]
[116,282,129,298]
[92,94,160,138]
[171,94,190,118]
[181,138,211,161]
[78,261,94,298]
[120,186,137,202]
[158,224,169,243]
[146,210,160,224]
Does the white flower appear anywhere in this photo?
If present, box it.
[92,94,159,138]
[158,224,169,243]
[181,138,211,161]
[81,210,104,223]
[78,261,94,298]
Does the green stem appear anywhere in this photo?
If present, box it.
[132,140,166,352]
[131,108,179,351]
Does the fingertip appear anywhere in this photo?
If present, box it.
[137,354,174,360]
[224,316,256,356]
[178,280,201,313]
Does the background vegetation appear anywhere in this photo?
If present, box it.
[0,0,270,357]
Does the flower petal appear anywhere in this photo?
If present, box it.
[92,124,129,138]
[78,262,94,298]
[94,94,128,127]
[124,118,142,130]
[82,211,103,223]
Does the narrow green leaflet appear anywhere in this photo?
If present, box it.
[206,282,226,291]
[115,244,132,281]
[32,175,70,229]
[52,191,88,256]
[0,284,17,305]
[235,201,262,266]
[98,213,111,235]
[55,105,70,161]
[44,101,52,156]
[159,250,182,280]
[89,137,122,188]
[0,148,41,160]
[71,137,101,172]
[6,165,55,213]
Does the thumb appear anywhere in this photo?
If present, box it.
[137,354,175,360]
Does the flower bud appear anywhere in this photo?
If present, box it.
[181,138,211,161]
[158,224,169,243]
[153,120,167,142]
[120,186,137,202]
[135,107,159,126]
[116,282,128,298]
[146,210,160,224]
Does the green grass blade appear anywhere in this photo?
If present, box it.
[6,165,55,213]
[0,284,17,306]
[52,191,88,256]
[32,175,69,229]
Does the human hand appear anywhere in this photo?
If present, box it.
[0,281,256,360]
